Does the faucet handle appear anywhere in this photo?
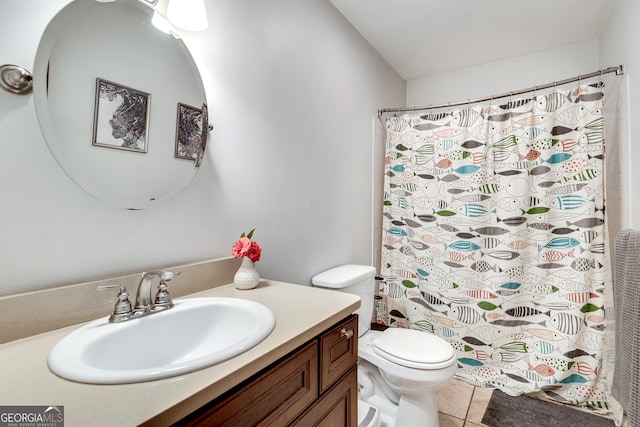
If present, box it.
[140,270,180,310]
[142,269,181,281]
[97,285,133,322]
[154,281,174,309]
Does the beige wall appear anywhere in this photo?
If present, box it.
[0,0,406,296]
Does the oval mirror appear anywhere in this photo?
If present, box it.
[33,0,208,209]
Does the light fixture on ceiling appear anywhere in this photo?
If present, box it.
[167,0,208,32]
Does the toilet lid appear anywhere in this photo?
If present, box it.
[372,328,456,369]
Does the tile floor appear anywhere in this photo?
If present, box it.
[436,378,492,427]
[435,378,623,427]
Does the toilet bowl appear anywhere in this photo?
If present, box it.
[312,265,458,427]
[359,329,457,426]
[358,399,381,427]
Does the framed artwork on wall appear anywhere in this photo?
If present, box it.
[92,78,150,153]
[175,102,205,162]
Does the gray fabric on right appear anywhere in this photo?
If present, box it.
[612,229,640,427]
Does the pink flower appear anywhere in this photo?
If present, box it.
[245,241,262,263]
[231,229,262,262]
[232,237,252,258]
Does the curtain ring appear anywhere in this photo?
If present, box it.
[599,69,604,88]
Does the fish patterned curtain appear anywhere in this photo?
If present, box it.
[379,83,616,413]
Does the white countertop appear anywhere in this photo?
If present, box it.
[0,280,360,426]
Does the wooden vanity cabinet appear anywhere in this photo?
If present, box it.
[175,315,358,427]
[289,367,357,427]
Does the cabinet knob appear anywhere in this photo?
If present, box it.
[340,328,354,339]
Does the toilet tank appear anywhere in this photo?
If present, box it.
[312,264,376,337]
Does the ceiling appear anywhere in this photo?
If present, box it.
[329,0,615,81]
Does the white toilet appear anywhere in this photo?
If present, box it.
[312,265,457,427]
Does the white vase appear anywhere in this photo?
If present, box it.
[234,257,260,289]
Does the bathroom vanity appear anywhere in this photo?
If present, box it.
[173,315,358,426]
[0,274,360,426]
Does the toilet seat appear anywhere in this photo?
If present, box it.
[372,328,456,370]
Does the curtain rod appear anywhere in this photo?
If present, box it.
[378,64,624,116]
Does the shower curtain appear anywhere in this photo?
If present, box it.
[379,83,616,412]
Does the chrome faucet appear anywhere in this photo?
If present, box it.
[135,269,181,312]
[98,269,181,323]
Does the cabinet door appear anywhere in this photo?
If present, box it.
[177,341,318,426]
[319,315,358,393]
[289,367,357,427]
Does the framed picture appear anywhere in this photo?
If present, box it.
[92,78,150,153]
[175,102,205,162]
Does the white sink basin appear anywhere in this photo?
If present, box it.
[48,297,276,384]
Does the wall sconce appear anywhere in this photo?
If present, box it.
[167,0,208,32]
[0,64,33,95]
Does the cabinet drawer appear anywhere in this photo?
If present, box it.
[289,367,358,427]
[319,315,358,393]
[178,341,319,426]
